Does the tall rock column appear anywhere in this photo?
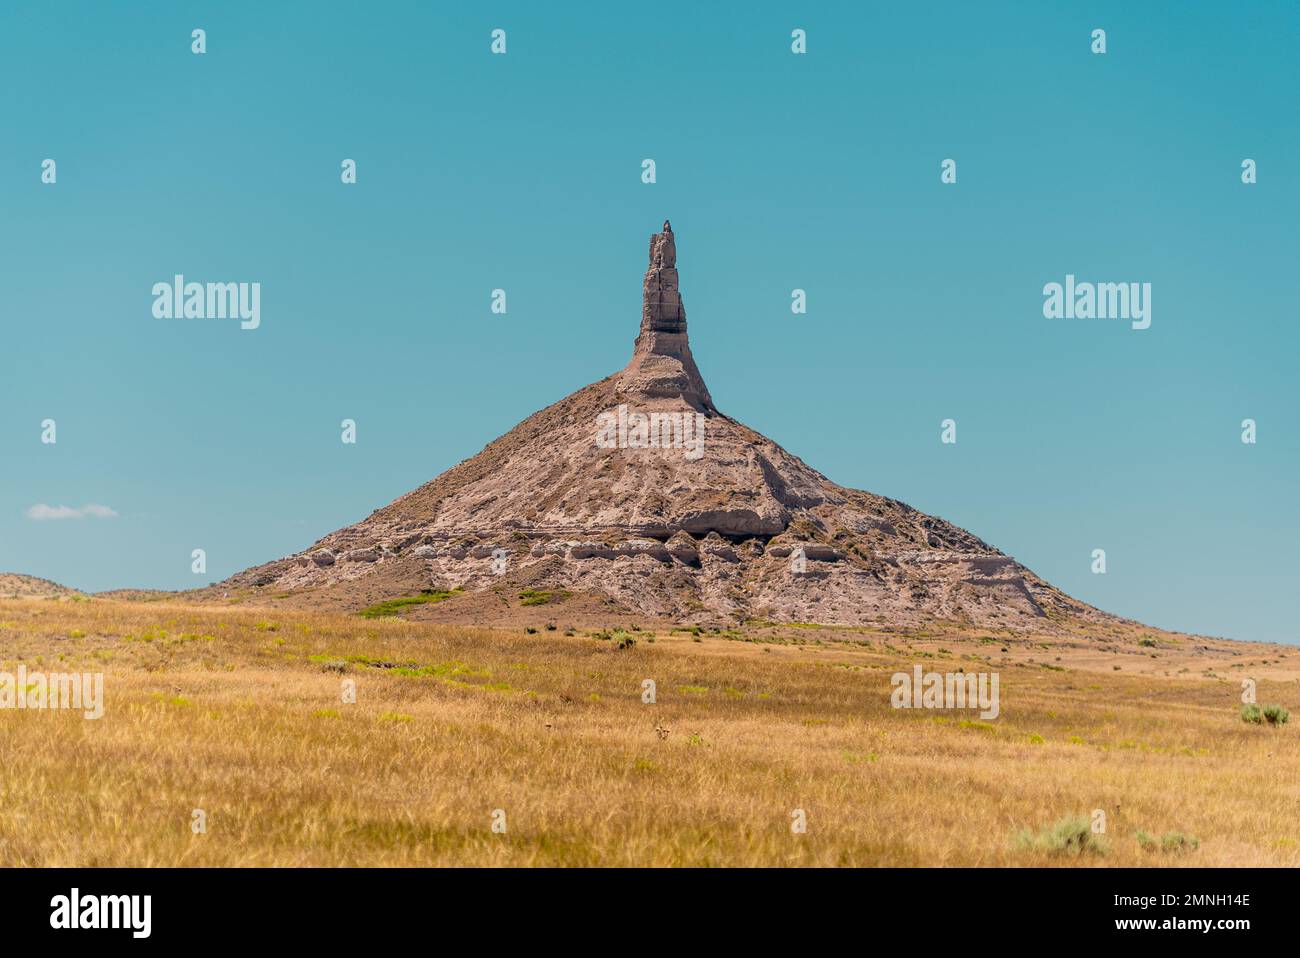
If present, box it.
[621,220,714,411]
[641,220,687,335]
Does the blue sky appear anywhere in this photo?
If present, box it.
[1,1,1296,643]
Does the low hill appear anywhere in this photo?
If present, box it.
[0,572,79,599]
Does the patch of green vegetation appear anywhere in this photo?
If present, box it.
[1242,703,1289,725]
[843,751,879,765]
[312,708,340,719]
[678,685,708,695]
[393,661,487,679]
[150,692,192,708]
[1014,816,1109,857]
[309,652,378,667]
[519,589,570,607]
[1138,637,1158,648]
[1137,829,1199,854]
[443,679,517,693]
[358,589,461,619]
[377,712,413,723]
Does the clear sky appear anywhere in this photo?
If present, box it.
[2,1,1296,643]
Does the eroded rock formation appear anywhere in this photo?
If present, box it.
[222,222,1107,629]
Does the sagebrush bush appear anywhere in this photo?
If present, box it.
[1015,816,1108,856]
[1262,704,1290,725]
[1137,829,1199,853]
[1243,703,1289,725]
[1161,831,1200,852]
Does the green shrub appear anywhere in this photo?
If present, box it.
[592,628,635,648]
[1137,829,1199,853]
[1014,816,1108,857]
[1241,702,1287,725]
[1161,831,1200,853]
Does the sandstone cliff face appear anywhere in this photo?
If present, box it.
[223,222,1106,628]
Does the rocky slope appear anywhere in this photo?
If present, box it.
[221,221,1110,629]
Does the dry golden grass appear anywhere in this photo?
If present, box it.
[0,596,1296,866]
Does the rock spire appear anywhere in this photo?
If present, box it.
[621,220,713,410]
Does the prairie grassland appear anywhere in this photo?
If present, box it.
[0,596,1296,866]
